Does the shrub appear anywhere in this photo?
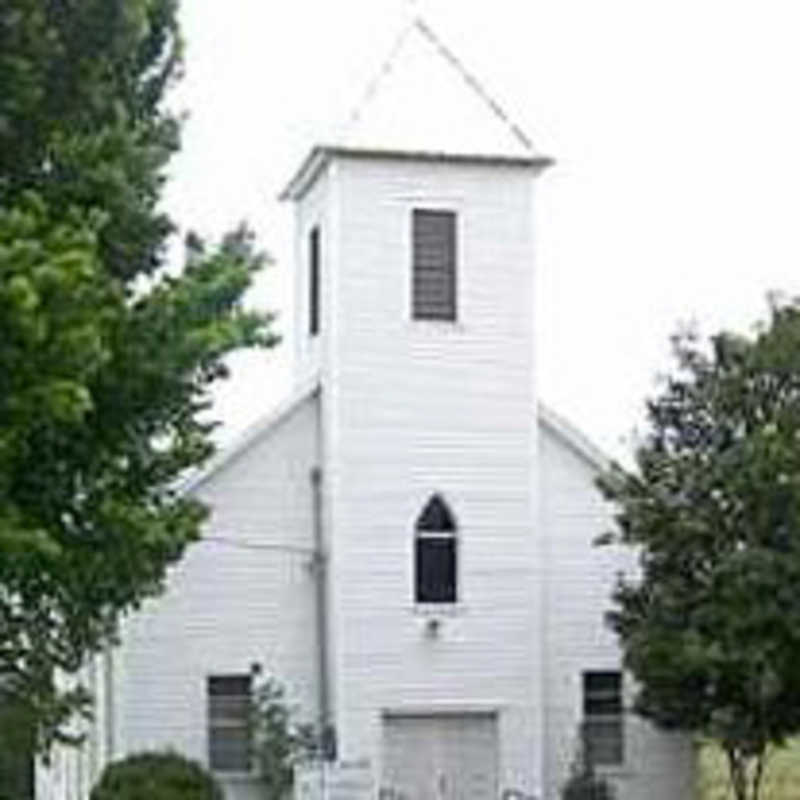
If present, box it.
[90,751,224,800]
[561,771,616,800]
[251,678,322,799]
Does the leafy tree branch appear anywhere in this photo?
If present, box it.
[0,0,279,752]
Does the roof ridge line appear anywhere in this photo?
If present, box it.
[411,16,535,153]
[345,19,416,131]
[343,14,537,155]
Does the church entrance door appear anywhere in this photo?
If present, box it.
[382,712,498,800]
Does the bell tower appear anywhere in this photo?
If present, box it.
[281,17,553,799]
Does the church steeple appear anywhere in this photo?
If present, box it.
[280,16,552,201]
[277,14,552,793]
[281,14,552,393]
[338,17,544,160]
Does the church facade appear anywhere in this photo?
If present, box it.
[39,19,693,800]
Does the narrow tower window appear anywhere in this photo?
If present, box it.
[415,494,457,603]
[309,226,321,336]
[412,209,457,321]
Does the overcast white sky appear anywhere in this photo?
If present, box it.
[165,0,800,461]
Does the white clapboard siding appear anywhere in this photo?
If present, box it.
[540,418,695,800]
[295,151,545,798]
[114,390,321,800]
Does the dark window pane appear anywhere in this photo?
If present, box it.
[416,537,457,603]
[583,672,622,715]
[412,209,456,321]
[584,672,620,694]
[209,675,251,696]
[309,226,320,336]
[209,694,250,724]
[209,727,250,772]
[416,495,456,532]
[583,719,624,766]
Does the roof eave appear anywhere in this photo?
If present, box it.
[278,146,330,202]
[178,379,321,496]
[537,402,612,473]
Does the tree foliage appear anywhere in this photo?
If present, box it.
[597,305,800,800]
[0,0,277,752]
[0,692,35,800]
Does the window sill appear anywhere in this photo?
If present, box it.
[412,603,465,617]
[408,319,466,334]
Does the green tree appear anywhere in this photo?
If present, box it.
[597,305,800,800]
[0,0,277,753]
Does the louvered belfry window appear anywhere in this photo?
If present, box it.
[208,675,251,772]
[412,209,457,321]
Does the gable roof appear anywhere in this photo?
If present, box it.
[178,385,611,495]
[342,17,540,159]
[538,402,611,472]
[178,380,320,495]
[280,17,553,201]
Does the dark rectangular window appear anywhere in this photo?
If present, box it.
[415,536,457,603]
[208,674,251,772]
[309,226,320,336]
[582,671,623,766]
[412,209,456,321]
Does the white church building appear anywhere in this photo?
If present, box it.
[41,18,694,800]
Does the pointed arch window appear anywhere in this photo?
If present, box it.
[415,494,457,604]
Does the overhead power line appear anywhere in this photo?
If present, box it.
[199,536,316,556]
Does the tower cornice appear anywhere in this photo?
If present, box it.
[279,145,554,202]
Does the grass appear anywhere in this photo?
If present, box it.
[697,739,800,799]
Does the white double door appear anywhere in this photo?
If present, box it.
[382,713,498,800]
